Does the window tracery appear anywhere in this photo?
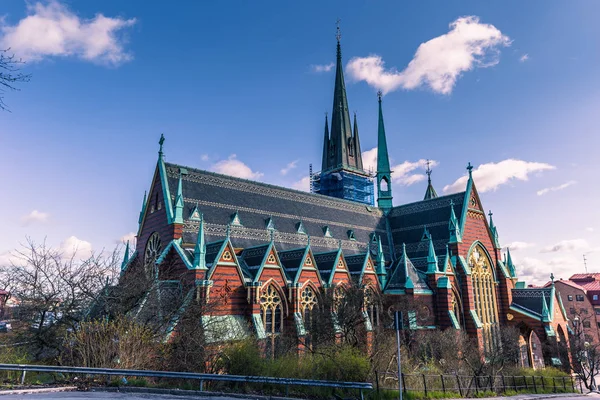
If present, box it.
[469,244,499,352]
[144,232,161,279]
[260,284,283,357]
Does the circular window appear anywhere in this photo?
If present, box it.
[144,232,162,279]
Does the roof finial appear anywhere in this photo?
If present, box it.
[426,159,432,182]
[377,90,382,103]
[550,273,555,284]
[307,234,311,246]
[225,223,231,238]
[270,228,275,243]
[336,18,341,42]
[467,162,473,178]
[158,134,165,158]
[338,238,342,250]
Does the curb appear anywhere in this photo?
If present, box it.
[95,386,303,400]
[0,386,77,396]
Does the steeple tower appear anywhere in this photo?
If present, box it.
[315,21,374,205]
[376,91,393,211]
[423,160,438,200]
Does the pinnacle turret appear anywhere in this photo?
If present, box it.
[376,91,393,210]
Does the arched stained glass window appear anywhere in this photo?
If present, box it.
[469,244,499,352]
[260,284,283,357]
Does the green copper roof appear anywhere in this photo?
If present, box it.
[174,172,184,224]
[506,248,516,278]
[448,199,461,243]
[193,213,207,270]
[321,114,330,172]
[426,233,438,274]
[121,240,130,271]
[376,93,391,175]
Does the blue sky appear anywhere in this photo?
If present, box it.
[1,0,599,284]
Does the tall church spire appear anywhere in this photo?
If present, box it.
[322,21,364,172]
[321,113,330,172]
[423,160,438,200]
[376,91,393,211]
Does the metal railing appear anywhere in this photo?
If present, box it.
[375,371,577,398]
[0,363,372,399]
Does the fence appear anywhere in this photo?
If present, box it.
[375,372,578,398]
[0,364,372,399]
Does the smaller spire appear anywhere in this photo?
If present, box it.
[426,233,438,274]
[376,235,387,288]
[541,293,550,322]
[193,214,207,270]
[174,173,184,223]
[449,199,461,243]
[121,240,130,271]
[158,134,165,159]
[488,210,501,249]
[506,247,516,277]
[138,191,147,226]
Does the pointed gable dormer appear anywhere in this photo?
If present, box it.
[376,91,393,211]
[230,211,242,227]
[265,216,275,231]
[296,221,307,235]
[189,203,201,221]
[423,160,438,200]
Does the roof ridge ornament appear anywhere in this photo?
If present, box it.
[158,133,165,158]
[467,162,473,178]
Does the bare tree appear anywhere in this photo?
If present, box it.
[0,237,121,359]
[570,311,599,391]
[0,49,31,112]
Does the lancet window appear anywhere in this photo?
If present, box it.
[260,284,283,357]
[468,244,499,352]
[144,232,161,279]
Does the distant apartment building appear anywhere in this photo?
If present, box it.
[552,277,600,344]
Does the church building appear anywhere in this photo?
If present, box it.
[122,30,570,367]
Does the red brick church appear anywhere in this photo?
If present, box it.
[121,32,570,368]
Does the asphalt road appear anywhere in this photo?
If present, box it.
[0,391,250,400]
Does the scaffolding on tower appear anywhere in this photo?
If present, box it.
[311,166,374,206]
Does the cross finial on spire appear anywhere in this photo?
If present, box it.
[467,162,473,177]
[377,90,382,102]
[550,273,555,284]
[488,210,493,219]
[336,18,341,42]
[426,159,432,180]
[450,199,454,207]
[158,134,165,157]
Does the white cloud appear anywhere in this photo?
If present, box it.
[519,54,529,62]
[536,180,576,196]
[60,236,93,259]
[292,176,311,192]
[200,154,209,162]
[311,62,335,73]
[21,210,49,225]
[361,147,438,186]
[541,239,589,253]
[346,16,510,95]
[118,232,136,246]
[280,160,299,176]
[586,227,594,232]
[443,159,555,194]
[0,0,136,65]
[505,241,535,251]
[211,154,263,180]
